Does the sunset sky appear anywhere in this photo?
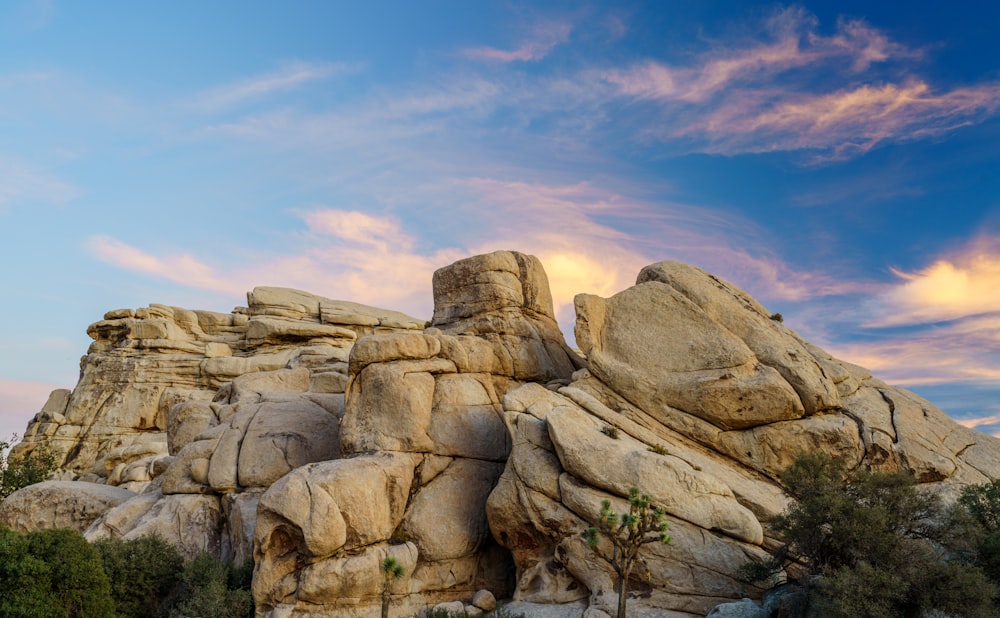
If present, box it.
[1,1,999,440]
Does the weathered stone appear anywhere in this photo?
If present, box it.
[575,283,804,430]
[472,589,497,611]
[401,458,505,561]
[11,250,1000,618]
[339,361,437,454]
[0,481,135,533]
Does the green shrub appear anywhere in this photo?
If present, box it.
[95,534,184,618]
[0,526,116,617]
[168,552,254,618]
[743,453,997,617]
[0,436,57,500]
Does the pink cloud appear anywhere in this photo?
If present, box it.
[596,7,998,159]
[87,178,873,345]
[192,61,352,111]
[464,20,573,63]
[692,80,1000,158]
[87,236,242,295]
[603,7,914,105]
[825,313,1000,387]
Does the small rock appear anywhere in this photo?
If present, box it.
[433,601,466,615]
[706,598,769,618]
[472,589,496,612]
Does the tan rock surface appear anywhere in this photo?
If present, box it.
[8,250,1000,618]
[0,480,135,533]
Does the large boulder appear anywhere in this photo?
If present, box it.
[0,481,135,533]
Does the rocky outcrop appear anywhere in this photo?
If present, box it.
[3,252,999,618]
[252,251,582,616]
[13,287,422,486]
[487,261,1000,616]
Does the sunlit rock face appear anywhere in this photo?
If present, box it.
[487,259,1000,617]
[4,251,1000,618]
[253,251,584,616]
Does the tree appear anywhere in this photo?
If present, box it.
[95,534,184,618]
[742,452,997,617]
[958,479,1000,588]
[0,435,56,501]
[168,552,254,618]
[381,555,404,618]
[0,526,116,617]
[585,486,672,618]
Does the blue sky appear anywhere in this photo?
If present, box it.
[2,1,999,440]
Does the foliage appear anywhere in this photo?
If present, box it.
[959,478,1000,532]
[600,425,619,439]
[0,526,116,618]
[742,452,997,617]
[647,444,668,455]
[95,534,184,618]
[381,555,405,618]
[168,552,254,618]
[585,486,672,618]
[959,479,1000,588]
[0,436,57,501]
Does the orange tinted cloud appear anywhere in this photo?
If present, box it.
[868,236,1000,326]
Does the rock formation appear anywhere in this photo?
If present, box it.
[3,251,999,618]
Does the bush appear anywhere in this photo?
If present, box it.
[95,534,184,618]
[958,479,1000,593]
[168,552,254,618]
[0,526,116,617]
[743,453,997,617]
[0,436,56,500]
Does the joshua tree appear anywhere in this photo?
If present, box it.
[585,486,672,618]
[380,555,404,618]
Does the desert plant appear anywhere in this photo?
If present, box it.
[382,555,404,618]
[601,425,620,439]
[95,534,184,618]
[0,526,116,617]
[742,452,997,617]
[585,486,672,618]
[168,552,253,618]
[0,435,57,500]
[647,444,668,455]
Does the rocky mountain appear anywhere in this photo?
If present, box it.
[3,250,998,617]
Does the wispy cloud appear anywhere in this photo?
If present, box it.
[602,7,914,104]
[86,176,847,332]
[191,61,353,111]
[464,20,573,63]
[597,6,997,159]
[87,236,241,295]
[958,413,1000,431]
[690,80,1000,159]
[0,157,79,212]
